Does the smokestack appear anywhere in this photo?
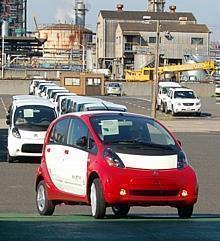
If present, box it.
[169,5,176,13]
[75,0,87,27]
[116,4,124,11]
[147,0,165,12]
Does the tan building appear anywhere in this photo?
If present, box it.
[60,72,105,96]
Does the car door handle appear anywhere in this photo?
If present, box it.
[47,148,51,153]
[64,150,69,155]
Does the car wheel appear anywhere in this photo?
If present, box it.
[112,205,130,217]
[178,205,193,219]
[171,106,176,116]
[160,102,165,112]
[165,104,169,114]
[36,180,55,216]
[90,178,106,219]
[7,151,14,163]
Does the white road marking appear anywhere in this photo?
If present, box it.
[0,97,8,115]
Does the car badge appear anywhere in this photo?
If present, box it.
[152,170,159,177]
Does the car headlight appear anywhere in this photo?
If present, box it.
[176,103,182,106]
[177,151,188,170]
[103,148,125,168]
[12,128,21,138]
[196,101,201,106]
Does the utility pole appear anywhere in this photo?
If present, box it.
[151,20,160,118]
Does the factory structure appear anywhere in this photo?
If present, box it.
[0,0,215,80]
[96,0,211,79]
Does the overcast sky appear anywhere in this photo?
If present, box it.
[28,0,220,41]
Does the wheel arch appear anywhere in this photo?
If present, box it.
[35,175,44,191]
[87,171,100,200]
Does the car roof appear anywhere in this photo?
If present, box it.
[13,98,56,108]
[61,111,152,120]
[159,81,181,87]
[12,95,42,101]
[171,87,194,92]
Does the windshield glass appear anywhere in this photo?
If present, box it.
[174,91,196,99]
[14,105,56,131]
[90,114,177,149]
[109,83,120,88]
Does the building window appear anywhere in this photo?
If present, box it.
[64,77,80,86]
[149,37,156,44]
[191,38,204,45]
[86,78,101,86]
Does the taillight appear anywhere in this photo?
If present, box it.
[177,151,188,169]
[103,148,125,168]
[12,128,21,138]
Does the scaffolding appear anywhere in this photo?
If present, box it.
[0,0,27,36]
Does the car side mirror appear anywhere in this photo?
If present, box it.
[6,113,10,120]
[76,136,88,148]
[6,119,10,125]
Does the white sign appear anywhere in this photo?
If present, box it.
[23,109,34,118]
[101,120,119,136]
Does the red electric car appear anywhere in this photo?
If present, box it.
[35,111,198,219]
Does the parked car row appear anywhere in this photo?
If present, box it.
[157,82,202,116]
[6,78,127,163]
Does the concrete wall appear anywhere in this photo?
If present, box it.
[0,78,215,97]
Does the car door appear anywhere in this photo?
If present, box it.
[62,117,89,196]
[45,118,70,192]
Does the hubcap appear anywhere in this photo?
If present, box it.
[90,183,97,216]
[37,184,45,212]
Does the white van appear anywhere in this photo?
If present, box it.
[157,81,181,112]
[6,98,57,162]
[29,78,46,95]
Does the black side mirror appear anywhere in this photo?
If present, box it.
[6,119,10,125]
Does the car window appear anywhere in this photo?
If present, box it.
[174,91,196,99]
[50,118,69,145]
[90,115,177,148]
[67,118,89,149]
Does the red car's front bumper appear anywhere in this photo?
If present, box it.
[100,166,198,207]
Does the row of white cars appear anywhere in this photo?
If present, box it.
[157,82,202,116]
[6,78,127,163]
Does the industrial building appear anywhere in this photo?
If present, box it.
[0,0,27,36]
[96,0,210,79]
[35,23,93,68]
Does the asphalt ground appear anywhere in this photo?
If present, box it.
[0,94,220,240]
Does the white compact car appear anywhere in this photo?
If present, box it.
[29,78,46,95]
[6,98,57,162]
[157,81,181,112]
[105,82,122,96]
[164,88,201,116]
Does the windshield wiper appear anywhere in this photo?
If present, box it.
[106,140,176,150]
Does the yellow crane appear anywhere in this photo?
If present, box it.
[125,61,217,82]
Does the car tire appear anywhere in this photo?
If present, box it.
[7,151,14,163]
[165,104,169,114]
[160,102,165,112]
[36,180,55,216]
[195,112,201,117]
[178,205,193,219]
[171,106,176,116]
[90,178,106,219]
[112,205,130,217]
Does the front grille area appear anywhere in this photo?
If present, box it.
[130,190,179,197]
[21,144,43,153]
[183,103,194,106]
